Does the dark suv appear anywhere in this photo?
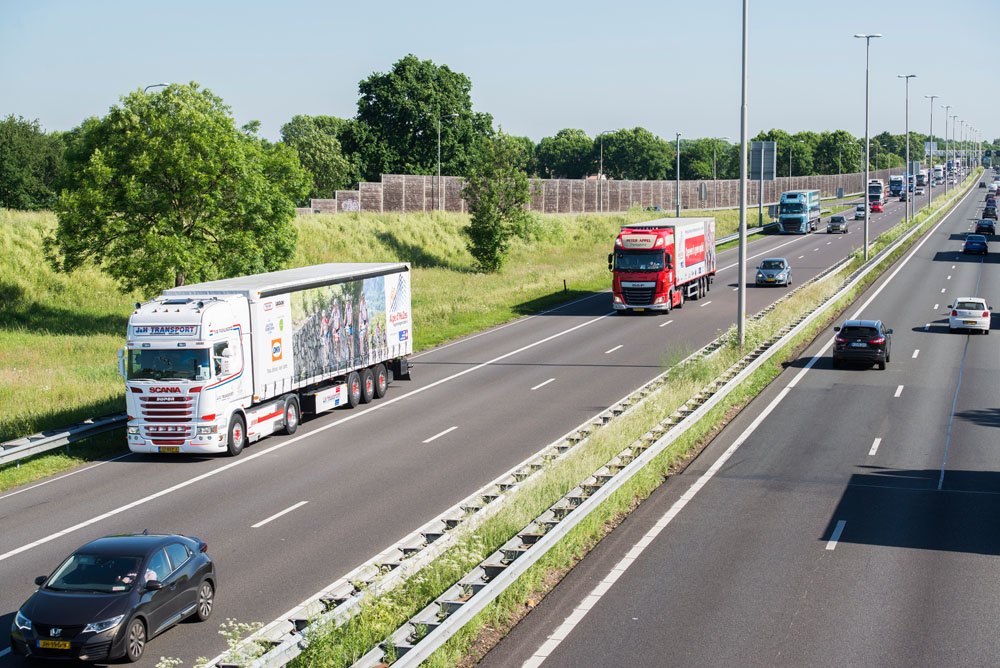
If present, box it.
[833,319,893,370]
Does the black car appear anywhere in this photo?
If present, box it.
[981,181,987,188]
[984,207,998,221]
[976,219,996,236]
[10,533,215,663]
[833,319,892,370]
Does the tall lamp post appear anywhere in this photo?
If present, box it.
[675,132,682,218]
[898,74,915,224]
[925,95,938,211]
[950,114,958,185]
[143,83,167,93]
[855,33,881,262]
[942,105,951,194]
[737,0,749,350]
[437,111,458,211]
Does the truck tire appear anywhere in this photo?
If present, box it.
[360,368,375,404]
[283,397,300,435]
[347,371,362,408]
[676,288,684,309]
[227,414,246,456]
[374,363,389,398]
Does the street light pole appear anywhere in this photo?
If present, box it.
[942,105,951,195]
[855,33,881,262]
[738,0,749,350]
[950,114,958,186]
[925,95,938,212]
[675,132,682,218]
[143,83,168,93]
[898,74,915,224]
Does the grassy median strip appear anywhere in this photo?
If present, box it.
[282,171,979,667]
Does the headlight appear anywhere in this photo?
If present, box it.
[127,426,140,434]
[14,610,32,631]
[756,272,763,278]
[197,425,218,435]
[83,614,124,634]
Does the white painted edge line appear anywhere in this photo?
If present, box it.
[894,385,904,397]
[658,319,674,328]
[699,301,713,307]
[825,520,847,550]
[252,501,308,529]
[422,426,458,444]
[531,378,556,391]
[719,235,804,272]
[0,452,134,503]
[604,345,623,354]
[869,438,882,456]
[913,349,920,358]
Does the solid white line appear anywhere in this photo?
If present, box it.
[658,319,674,328]
[699,301,713,307]
[0,452,134,503]
[422,426,458,444]
[894,385,904,397]
[913,349,920,358]
[531,378,556,391]
[252,501,308,529]
[718,236,805,273]
[869,438,882,456]
[826,520,847,550]
[604,345,623,354]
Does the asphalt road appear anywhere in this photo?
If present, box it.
[0,181,964,666]
[477,177,998,668]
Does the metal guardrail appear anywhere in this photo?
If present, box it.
[0,413,126,467]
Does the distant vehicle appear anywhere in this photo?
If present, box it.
[980,181,987,188]
[867,179,886,206]
[899,191,907,202]
[755,258,792,286]
[914,186,926,195]
[889,175,904,197]
[854,204,866,220]
[916,170,928,187]
[983,207,997,221]
[933,165,945,182]
[828,215,849,233]
[948,177,957,185]
[9,533,216,663]
[963,234,989,254]
[778,189,821,233]
[975,219,996,236]
[870,202,884,213]
[949,297,991,334]
[833,319,892,370]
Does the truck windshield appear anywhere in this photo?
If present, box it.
[128,348,211,381]
[614,250,666,271]
[780,203,805,214]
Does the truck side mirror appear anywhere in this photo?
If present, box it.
[117,349,126,379]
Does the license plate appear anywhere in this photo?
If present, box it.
[38,640,71,649]
[766,278,775,282]
[158,446,180,453]
[850,342,867,348]
[633,308,645,312]
[964,320,977,325]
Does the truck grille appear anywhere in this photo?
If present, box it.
[781,221,802,232]
[622,287,654,305]
[140,396,193,422]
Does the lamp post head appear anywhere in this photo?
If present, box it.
[854,33,882,39]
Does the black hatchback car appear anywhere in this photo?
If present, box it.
[10,533,216,663]
[976,219,996,236]
[833,319,893,369]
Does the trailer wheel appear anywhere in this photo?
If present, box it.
[226,414,246,456]
[346,371,362,408]
[360,368,375,404]
[374,363,389,398]
[283,397,300,435]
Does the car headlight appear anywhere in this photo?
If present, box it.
[83,614,124,634]
[14,610,32,631]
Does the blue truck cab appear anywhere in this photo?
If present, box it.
[778,189,821,234]
[889,175,904,197]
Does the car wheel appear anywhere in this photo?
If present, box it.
[878,359,886,370]
[124,618,146,663]
[195,580,214,622]
[226,415,246,457]
[832,358,840,369]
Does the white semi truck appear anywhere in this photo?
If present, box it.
[120,263,413,456]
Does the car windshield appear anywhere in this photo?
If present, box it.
[45,553,143,593]
[955,301,985,310]
[841,326,879,338]
[760,260,785,270]
[128,347,211,381]
[614,249,666,272]
[831,216,845,222]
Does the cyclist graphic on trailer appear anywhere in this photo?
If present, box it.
[344,296,354,361]
[318,307,331,368]
[359,293,369,358]
[330,298,342,367]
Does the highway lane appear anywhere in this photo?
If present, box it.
[478,178,998,667]
[0,184,956,664]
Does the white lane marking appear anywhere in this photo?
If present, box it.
[869,438,882,456]
[798,255,805,259]
[719,235,805,272]
[952,265,956,269]
[895,385,904,397]
[934,304,939,310]
[0,452,134,503]
[252,501,308,529]
[658,319,674,328]
[826,520,847,550]
[699,301,713,307]
[947,275,952,280]
[923,323,930,331]
[826,241,832,245]
[941,288,946,293]
[422,426,458,444]
[525,383,796,666]
[732,287,739,291]
[531,378,555,391]
[913,349,920,358]
[813,248,820,252]
[605,344,623,354]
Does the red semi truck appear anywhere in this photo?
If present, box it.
[608,218,716,313]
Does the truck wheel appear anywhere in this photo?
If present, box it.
[226,415,246,456]
[676,289,684,309]
[360,368,375,404]
[283,397,300,435]
[374,364,389,398]
[347,371,362,408]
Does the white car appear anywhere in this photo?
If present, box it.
[914,186,925,195]
[854,204,866,220]
[949,297,991,334]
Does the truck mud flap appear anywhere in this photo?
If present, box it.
[391,358,412,380]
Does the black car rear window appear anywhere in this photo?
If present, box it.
[841,326,878,338]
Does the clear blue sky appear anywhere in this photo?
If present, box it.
[1,0,991,144]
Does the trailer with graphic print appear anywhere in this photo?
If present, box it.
[120,263,412,456]
[608,218,716,312]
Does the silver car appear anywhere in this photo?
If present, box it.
[828,215,849,233]
[755,258,791,287]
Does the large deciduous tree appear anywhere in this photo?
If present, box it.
[48,82,309,295]
[354,54,494,181]
[601,127,671,180]
[280,114,356,202]
[0,115,64,210]
[462,132,532,273]
[536,128,594,178]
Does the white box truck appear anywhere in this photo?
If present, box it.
[120,263,413,456]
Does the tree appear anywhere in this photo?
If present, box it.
[536,128,593,178]
[48,82,310,295]
[354,54,494,181]
[281,114,356,202]
[462,132,531,272]
[601,127,671,180]
[0,115,64,210]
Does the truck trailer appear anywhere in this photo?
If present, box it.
[609,218,716,313]
[778,190,821,233]
[120,263,413,456]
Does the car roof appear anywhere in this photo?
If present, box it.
[966,234,987,241]
[841,319,883,329]
[760,257,787,263]
[954,297,986,303]
[74,533,193,556]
